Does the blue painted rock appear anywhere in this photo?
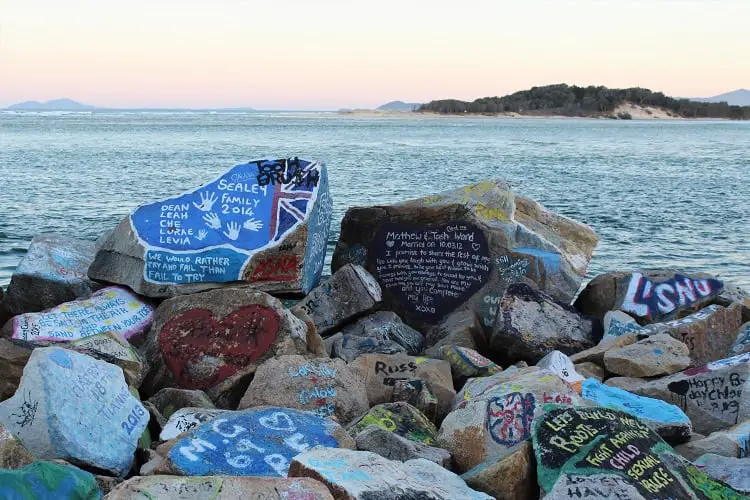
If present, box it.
[331,179,598,332]
[0,461,101,500]
[289,447,493,499]
[161,407,355,477]
[2,233,103,316]
[0,347,148,475]
[331,311,424,361]
[534,405,748,499]
[89,157,332,298]
[140,287,316,408]
[347,402,439,445]
[581,378,692,443]
[575,269,725,324]
[291,264,382,336]
[729,322,750,356]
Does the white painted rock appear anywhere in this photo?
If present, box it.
[729,322,750,357]
[0,347,148,475]
[694,453,750,493]
[536,350,584,392]
[603,333,692,378]
[69,331,148,387]
[289,447,493,499]
[159,407,228,441]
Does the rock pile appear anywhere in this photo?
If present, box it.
[0,168,748,498]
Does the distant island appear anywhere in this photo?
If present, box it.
[419,85,750,120]
[376,101,422,111]
[693,89,750,106]
[7,98,98,111]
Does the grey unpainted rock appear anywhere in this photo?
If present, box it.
[2,233,102,316]
[694,453,750,493]
[424,309,487,358]
[0,422,35,469]
[354,424,451,467]
[461,441,537,500]
[569,333,640,366]
[574,361,605,381]
[603,333,691,378]
[291,264,382,336]
[674,420,750,460]
[331,311,423,362]
[0,338,32,401]
[147,388,216,419]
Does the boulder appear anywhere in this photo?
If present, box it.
[323,332,342,356]
[388,378,440,422]
[603,333,691,378]
[354,424,451,466]
[729,322,750,357]
[607,353,750,434]
[89,158,332,298]
[291,264,381,336]
[0,422,34,469]
[715,282,750,323]
[69,332,148,387]
[488,283,600,365]
[0,347,148,475]
[694,454,750,493]
[2,234,102,316]
[331,311,423,362]
[454,366,543,409]
[436,345,502,385]
[532,404,746,498]
[0,461,101,499]
[288,447,493,499]
[439,369,582,472]
[674,420,750,460]
[2,286,154,346]
[105,475,334,499]
[158,407,354,477]
[574,269,724,324]
[140,286,314,408]
[569,333,639,366]
[601,310,646,343]
[237,356,368,424]
[347,402,439,445]
[147,388,216,419]
[461,441,537,500]
[331,179,598,332]
[580,378,692,443]
[536,350,584,392]
[348,353,454,421]
[574,362,605,381]
[159,407,228,441]
[0,338,32,401]
[423,309,486,357]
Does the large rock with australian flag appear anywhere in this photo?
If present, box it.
[88,157,332,298]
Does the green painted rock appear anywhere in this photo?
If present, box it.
[347,402,438,445]
[0,461,101,499]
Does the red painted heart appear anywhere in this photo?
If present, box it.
[159,305,280,390]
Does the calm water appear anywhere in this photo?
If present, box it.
[1,112,748,291]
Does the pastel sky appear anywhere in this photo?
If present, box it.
[1,0,748,109]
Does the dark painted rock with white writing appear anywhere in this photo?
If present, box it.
[289,447,493,500]
[533,405,746,499]
[695,454,750,493]
[141,286,316,409]
[488,283,601,365]
[106,475,334,500]
[348,353,455,421]
[674,420,750,460]
[436,345,502,386]
[347,402,439,445]
[237,355,369,424]
[331,311,423,362]
[438,368,582,472]
[354,424,452,466]
[0,347,148,475]
[604,333,692,378]
[0,461,101,500]
[291,264,382,336]
[159,407,228,441]
[461,441,537,500]
[89,158,332,298]
[331,179,599,332]
[158,407,355,477]
[69,331,148,387]
[729,322,750,357]
[2,234,103,316]
[574,269,725,324]
[606,353,750,435]
[1,286,154,346]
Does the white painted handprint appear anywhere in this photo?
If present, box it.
[203,212,221,230]
[224,221,241,240]
[193,191,218,212]
[243,218,263,232]
[195,229,208,241]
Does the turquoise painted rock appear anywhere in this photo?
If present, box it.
[0,347,148,475]
[0,461,101,499]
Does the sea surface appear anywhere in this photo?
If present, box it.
[1,111,748,291]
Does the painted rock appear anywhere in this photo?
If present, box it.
[439,369,582,472]
[423,309,487,358]
[1,287,154,346]
[2,233,102,316]
[437,345,502,385]
[536,350,584,392]
[348,353,454,421]
[461,441,537,500]
[69,332,148,387]
[694,454,750,493]
[140,286,314,408]
[291,264,381,336]
[0,347,148,475]
[0,338,32,400]
[105,475,334,500]
[331,311,424,361]
[607,353,750,435]
[0,461,101,500]
[289,447,493,499]
[533,404,747,499]
[729,322,750,357]
[581,378,692,443]
[0,422,34,469]
[347,402,439,445]
[488,283,601,365]
[237,355,369,424]
[161,407,355,477]
[601,309,645,343]
[604,333,692,378]
[354,424,451,466]
[159,407,228,441]
[674,420,750,460]
[89,157,332,298]
[331,179,598,332]
[574,269,724,324]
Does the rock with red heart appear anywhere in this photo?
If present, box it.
[141,286,319,408]
[331,179,598,332]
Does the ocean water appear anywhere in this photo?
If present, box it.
[1,111,748,291]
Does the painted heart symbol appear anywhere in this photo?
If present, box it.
[258,411,296,432]
[385,240,395,248]
[472,243,480,252]
[159,305,280,390]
